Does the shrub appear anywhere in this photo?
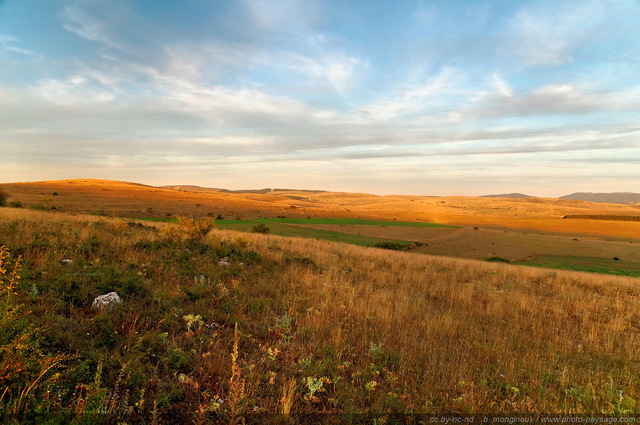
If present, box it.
[176,216,215,241]
[372,242,406,251]
[485,256,510,263]
[30,198,55,211]
[8,201,23,208]
[250,223,270,234]
[0,188,8,207]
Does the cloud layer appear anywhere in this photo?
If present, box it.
[1,0,639,196]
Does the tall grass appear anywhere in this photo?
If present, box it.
[0,208,639,421]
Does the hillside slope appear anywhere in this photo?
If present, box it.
[560,192,640,204]
[0,209,639,420]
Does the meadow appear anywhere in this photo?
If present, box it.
[139,216,640,278]
[1,207,640,423]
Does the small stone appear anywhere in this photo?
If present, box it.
[92,292,122,310]
[218,257,230,266]
[62,259,73,265]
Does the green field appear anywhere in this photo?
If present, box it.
[215,220,415,247]
[136,217,452,247]
[515,255,640,277]
[134,217,640,277]
[256,217,458,227]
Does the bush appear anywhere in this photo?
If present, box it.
[176,216,215,241]
[30,198,55,211]
[372,242,406,251]
[0,188,8,207]
[8,201,23,208]
[485,256,510,263]
[250,223,270,234]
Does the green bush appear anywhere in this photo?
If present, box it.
[485,256,510,263]
[0,188,8,207]
[250,223,270,234]
[372,242,406,251]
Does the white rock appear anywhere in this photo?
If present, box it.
[92,292,122,310]
[218,257,230,266]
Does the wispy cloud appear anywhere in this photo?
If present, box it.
[0,35,34,57]
[470,83,640,118]
[356,67,466,121]
[61,6,123,50]
[506,2,601,66]
[491,74,512,98]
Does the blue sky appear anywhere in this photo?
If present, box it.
[1,0,639,196]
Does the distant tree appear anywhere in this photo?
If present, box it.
[0,188,8,207]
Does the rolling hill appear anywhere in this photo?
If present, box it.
[480,193,534,198]
[559,192,640,204]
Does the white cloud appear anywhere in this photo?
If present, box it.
[274,50,363,92]
[176,135,276,147]
[507,1,606,66]
[32,76,115,104]
[492,74,512,98]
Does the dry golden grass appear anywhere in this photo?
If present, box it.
[238,231,640,413]
[1,208,639,418]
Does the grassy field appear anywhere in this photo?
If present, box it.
[136,217,640,277]
[1,208,640,422]
[216,220,415,247]
[515,255,640,277]
[256,217,458,227]
[137,217,421,248]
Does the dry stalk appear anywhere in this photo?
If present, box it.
[228,322,246,425]
[280,379,296,417]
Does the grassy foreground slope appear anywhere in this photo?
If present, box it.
[1,209,639,422]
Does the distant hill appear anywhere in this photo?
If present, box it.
[161,185,326,194]
[480,193,534,199]
[559,192,640,205]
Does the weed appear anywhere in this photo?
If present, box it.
[228,322,246,424]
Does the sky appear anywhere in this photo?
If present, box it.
[1,0,639,197]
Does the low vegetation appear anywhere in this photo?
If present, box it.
[563,215,640,222]
[516,255,640,277]
[0,189,8,207]
[485,256,511,263]
[214,219,416,248]
[1,209,639,422]
[256,218,457,228]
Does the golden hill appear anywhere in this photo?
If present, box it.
[2,178,640,238]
